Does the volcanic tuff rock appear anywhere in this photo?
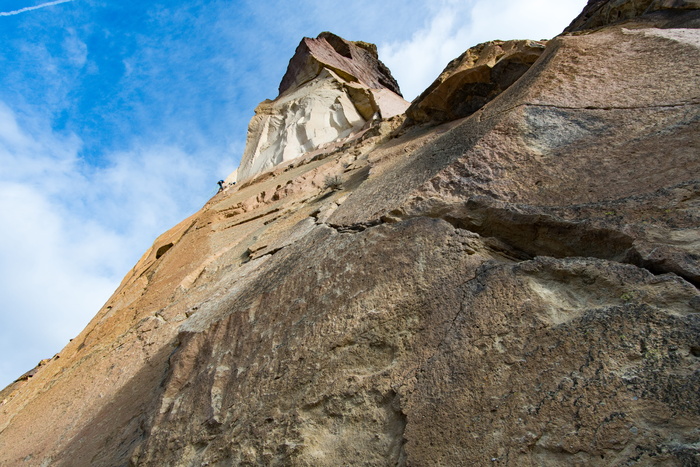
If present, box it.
[565,0,700,32]
[234,32,409,183]
[278,32,402,97]
[1,1,700,466]
[406,40,547,125]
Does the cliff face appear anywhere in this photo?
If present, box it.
[1,2,699,466]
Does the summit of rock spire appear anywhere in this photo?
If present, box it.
[232,32,409,184]
[278,31,402,97]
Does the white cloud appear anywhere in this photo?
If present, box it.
[63,31,88,68]
[0,183,118,335]
[0,162,120,388]
[379,0,587,100]
[0,102,220,388]
[379,3,473,101]
[0,103,32,147]
[468,0,586,41]
[0,0,76,17]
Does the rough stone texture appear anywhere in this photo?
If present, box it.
[1,5,699,467]
[235,32,408,183]
[279,32,402,97]
[406,40,547,125]
[565,0,700,32]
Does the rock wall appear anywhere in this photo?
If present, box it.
[0,3,699,466]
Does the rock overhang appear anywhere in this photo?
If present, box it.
[2,2,700,465]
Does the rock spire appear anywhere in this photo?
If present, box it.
[233,32,408,184]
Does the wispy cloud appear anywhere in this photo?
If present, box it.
[0,100,223,389]
[0,0,75,17]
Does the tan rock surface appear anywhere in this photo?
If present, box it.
[278,32,402,97]
[1,4,699,466]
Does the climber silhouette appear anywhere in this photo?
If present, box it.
[217,180,225,192]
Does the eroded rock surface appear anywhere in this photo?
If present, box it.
[235,32,408,183]
[279,31,402,97]
[565,0,700,32]
[1,4,699,467]
[406,40,547,125]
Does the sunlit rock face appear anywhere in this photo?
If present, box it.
[234,32,408,183]
[237,69,367,182]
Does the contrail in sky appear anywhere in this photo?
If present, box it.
[0,0,75,17]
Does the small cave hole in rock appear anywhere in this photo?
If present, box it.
[691,346,700,358]
[156,243,174,259]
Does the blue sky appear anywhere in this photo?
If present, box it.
[0,0,587,389]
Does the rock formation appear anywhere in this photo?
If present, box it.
[234,32,409,183]
[406,40,547,125]
[565,0,700,32]
[1,2,699,465]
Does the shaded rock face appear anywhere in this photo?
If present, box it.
[406,40,547,125]
[1,5,700,467]
[565,0,700,32]
[235,32,408,183]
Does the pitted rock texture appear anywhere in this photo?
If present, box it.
[406,40,547,125]
[565,0,700,32]
[234,32,408,183]
[1,5,699,467]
